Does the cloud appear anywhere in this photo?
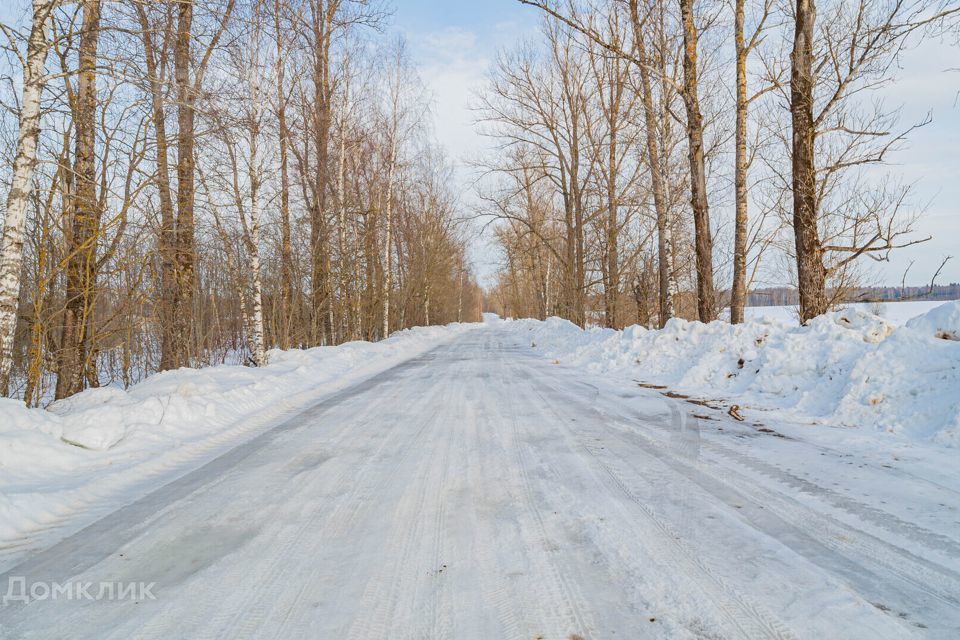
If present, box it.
[872,38,960,283]
[409,26,490,164]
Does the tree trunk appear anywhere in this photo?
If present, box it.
[136,4,177,371]
[571,175,585,327]
[247,172,267,366]
[57,0,101,400]
[791,0,825,323]
[311,31,333,346]
[730,0,749,324]
[629,1,674,327]
[0,0,57,395]
[457,266,464,323]
[561,185,577,323]
[246,32,267,366]
[679,0,716,323]
[605,92,620,329]
[173,0,196,367]
[382,149,396,340]
[274,0,293,349]
[337,75,351,341]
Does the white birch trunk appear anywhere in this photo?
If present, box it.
[0,0,56,394]
[381,144,396,340]
[248,194,266,366]
[662,220,678,320]
[246,27,266,366]
[337,78,350,340]
[424,288,430,326]
[457,268,463,323]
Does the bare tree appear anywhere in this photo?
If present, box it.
[730,0,775,324]
[677,0,716,322]
[0,0,59,394]
[271,0,295,349]
[629,1,679,326]
[790,0,821,323]
[789,0,959,322]
[56,0,101,399]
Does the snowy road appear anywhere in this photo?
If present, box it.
[2,328,959,639]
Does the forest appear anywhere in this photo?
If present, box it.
[0,0,957,405]
[0,0,482,404]
[484,0,957,328]
[2,4,960,635]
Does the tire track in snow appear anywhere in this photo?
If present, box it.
[697,445,960,621]
[500,348,597,640]
[58,405,386,640]
[201,362,444,639]
[597,377,960,557]
[511,426,595,639]
[517,371,797,640]
[466,380,532,639]
[189,412,397,639]
[345,400,451,640]
[525,359,957,634]
[343,378,448,640]
[608,418,958,631]
[607,411,960,609]
[704,437,960,556]
[586,393,960,622]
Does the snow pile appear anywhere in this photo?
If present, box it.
[0,323,473,549]
[905,301,960,341]
[741,299,947,326]
[508,301,960,446]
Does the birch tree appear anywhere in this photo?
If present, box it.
[379,38,426,338]
[629,1,678,327]
[0,0,58,395]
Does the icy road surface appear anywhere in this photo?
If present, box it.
[2,329,959,639]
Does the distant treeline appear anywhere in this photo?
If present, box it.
[746,284,960,307]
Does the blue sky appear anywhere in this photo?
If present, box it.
[392,0,538,165]
[392,1,960,287]
[391,0,541,282]
[1,0,956,286]
[393,0,535,32]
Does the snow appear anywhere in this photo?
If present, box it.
[1,325,957,638]
[504,300,960,447]
[741,299,948,326]
[905,301,960,341]
[0,323,475,564]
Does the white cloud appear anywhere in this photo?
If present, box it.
[412,26,490,164]
[400,20,538,284]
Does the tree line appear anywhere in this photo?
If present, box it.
[0,0,481,404]
[483,0,957,328]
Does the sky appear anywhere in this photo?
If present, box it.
[391,0,541,284]
[392,0,537,159]
[0,0,956,288]
[393,1,960,289]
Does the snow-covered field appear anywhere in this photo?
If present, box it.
[0,323,475,567]
[511,300,960,447]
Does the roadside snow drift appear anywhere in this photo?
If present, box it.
[506,301,960,446]
[0,323,473,557]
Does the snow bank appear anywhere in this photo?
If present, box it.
[905,301,960,341]
[0,323,473,554]
[741,299,948,326]
[507,301,960,446]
